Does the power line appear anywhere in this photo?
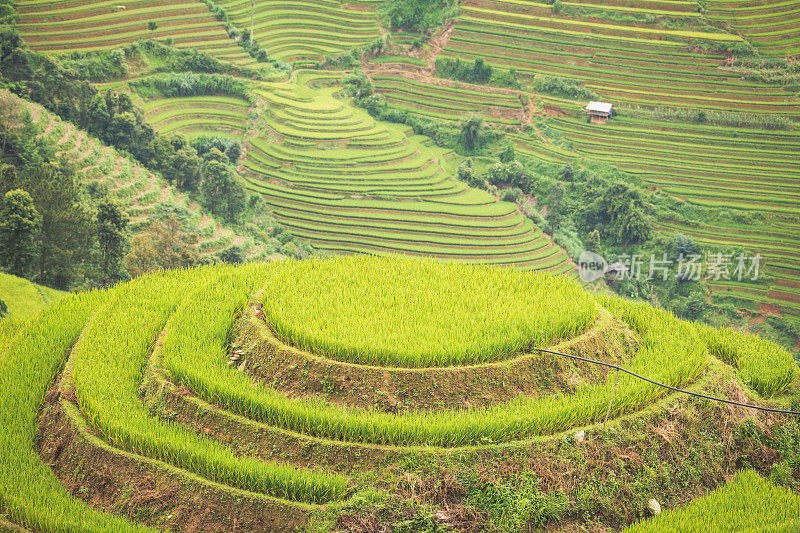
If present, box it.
[535,347,800,416]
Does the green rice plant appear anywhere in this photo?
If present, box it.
[259,255,596,367]
[697,323,797,398]
[623,470,800,533]
[0,289,153,531]
[167,258,710,448]
[70,266,350,504]
[0,273,67,320]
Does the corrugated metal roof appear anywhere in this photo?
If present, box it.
[586,101,613,113]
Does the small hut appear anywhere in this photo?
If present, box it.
[585,101,613,123]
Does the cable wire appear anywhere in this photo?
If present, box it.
[535,347,800,416]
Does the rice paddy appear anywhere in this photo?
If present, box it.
[1,257,797,530]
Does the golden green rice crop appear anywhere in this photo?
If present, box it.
[623,470,800,533]
[259,255,597,367]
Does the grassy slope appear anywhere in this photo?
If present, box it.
[624,470,800,532]
[0,273,66,320]
[1,90,271,263]
[0,259,798,531]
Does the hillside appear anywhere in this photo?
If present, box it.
[0,89,289,267]
[351,0,800,333]
[1,0,800,530]
[0,272,66,320]
[14,0,257,66]
[1,257,799,532]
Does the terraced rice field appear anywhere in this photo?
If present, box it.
[241,71,572,270]
[213,0,381,64]
[706,0,800,56]
[141,94,252,139]
[507,112,800,320]
[9,91,268,261]
[2,257,796,530]
[14,0,257,66]
[441,0,798,114]
[370,75,525,126]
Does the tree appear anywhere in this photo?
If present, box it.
[3,161,94,288]
[0,26,21,62]
[148,21,159,33]
[381,0,455,32]
[585,229,601,252]
[581,181,653,244]
[458,114,488,151]
[200,160,246,223]
[97,201,129,285]
[107,111,137,146]
[547,181,566,229]
[165,149,202,191]
[125,218,199,277]
[0,188,40,277]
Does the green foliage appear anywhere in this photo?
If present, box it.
[0,123,95,289]
[130,73,252,102]
[124,219,200,278]
[0,0,18,24]
[259,256,596,367]
[487,160,529,188]
[0,298,6,318]
[531,74,599,100]
[131,39,251,76]
[435,57,493,83]
[623,470,800,533]
[96,201,129,285]
[465,473,567,532]
[0,26,21,60]
[200,159,247,223]
[581,180,653,244]
[0,189,40,278]
[59,49,129,82]
[191,136,242,163]
[697,324,797,398]
[343,70,374,100]
[380,0,457,32]
[458,114,491,151]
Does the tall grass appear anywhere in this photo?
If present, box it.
[623,470,800,533]
[70,266,350,504]
[168,261,708,447]
[0,290,153,531]
[697,324,797,398]
[259,256,597,367]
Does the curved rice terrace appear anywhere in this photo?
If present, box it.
[141,94,251,138]
[705,0,800,56]
[238,70,573,269]
[350,0,800,322]
[14,0,257,65]
[3,0,800,529]
[213,0,382,64]
[2,257,798,531]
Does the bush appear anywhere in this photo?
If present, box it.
[435,57,493,83]
[500,187,522,203]
[130,72,252,102]
[380,0,457,32]
[531,74,598,100]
